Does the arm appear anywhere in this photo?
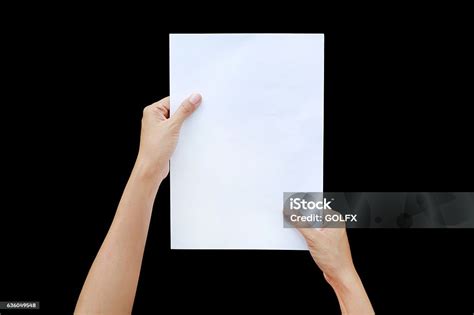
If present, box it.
[298,226,374,315]
[75,94,202,315]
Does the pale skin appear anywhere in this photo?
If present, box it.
[298,227,374,314]
[74,94,374,315]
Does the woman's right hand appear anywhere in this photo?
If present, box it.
[298,227,374,314]
[298,227,356,284]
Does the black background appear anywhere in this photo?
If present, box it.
[1,14,473,315]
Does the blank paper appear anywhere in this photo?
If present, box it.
[170,34,324,250]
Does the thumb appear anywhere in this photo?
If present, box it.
[171,93,202,126]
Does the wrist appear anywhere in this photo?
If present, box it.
[134,156,167,184]
[325,267,374,315]
[325,266,360,293]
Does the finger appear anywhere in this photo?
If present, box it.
[297,227,323,241]
[171,93,202,125]
[151,97,170,119]
[155,96,170,110]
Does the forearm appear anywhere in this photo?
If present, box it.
[75,158,162,315]
[325,267,374,315]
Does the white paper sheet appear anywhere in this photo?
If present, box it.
[170,34,324,249]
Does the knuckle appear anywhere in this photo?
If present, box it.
[143,105,152,115]
[157,105,169,115]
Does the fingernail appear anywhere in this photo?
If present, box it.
[188,93,202,106]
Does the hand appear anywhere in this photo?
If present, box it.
[298,225,374,314]
[298,226,355,283]
[137,93,202,181]
[75,94,202,315]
